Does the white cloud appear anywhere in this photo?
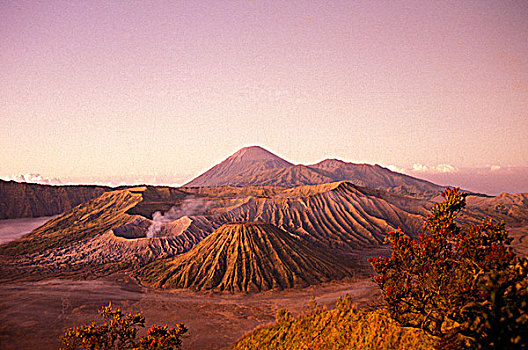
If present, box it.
[435,164,457,173]
[490,165,501,171]
[411,164,457,174]
[412,164,429,172]
[386,165,406,173]
[1,174,63,185]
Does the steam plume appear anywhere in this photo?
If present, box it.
[146,196,210,238]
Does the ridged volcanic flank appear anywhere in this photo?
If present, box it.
[139,222,355,292]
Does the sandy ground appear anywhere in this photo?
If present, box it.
[0,216,58,245]
[0,275,379,350]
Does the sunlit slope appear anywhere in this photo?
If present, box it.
[0,187,214,280]
[136,182,430,249]
[0,182,430,259]
[0,188,143,256]
[2,182,523,282]
[214,182,429,247]
[139,222,356,292]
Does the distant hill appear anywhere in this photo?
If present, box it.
[184,146,443,194]
[0,180,110,219]
[139,222,356,292]
[310,159,443,193]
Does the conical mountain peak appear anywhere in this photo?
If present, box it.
[184,146,292,187]
[227,146,287,163]
[139,221,355,292]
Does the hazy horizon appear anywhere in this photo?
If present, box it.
[2,1,527,194]
[2,144,527,195]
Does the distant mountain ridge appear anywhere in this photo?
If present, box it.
[309,159,443,193]
[185,146,443,194]
[0,146,442,221]
[0,180,111,219]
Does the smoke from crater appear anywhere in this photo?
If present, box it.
[146,196,211,238]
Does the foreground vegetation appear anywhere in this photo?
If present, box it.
[60,304,187,350]
[233,295,434,350]
[370,188,528,349]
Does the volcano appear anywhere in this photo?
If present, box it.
[184,146,442,194]
[184,146,293,187]
[139,222,356,292]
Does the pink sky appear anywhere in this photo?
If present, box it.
[1,1,527,194]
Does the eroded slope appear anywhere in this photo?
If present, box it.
[139,222,356,292]
[2,183,525,284]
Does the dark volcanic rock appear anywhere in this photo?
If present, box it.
[0,180,110,219]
